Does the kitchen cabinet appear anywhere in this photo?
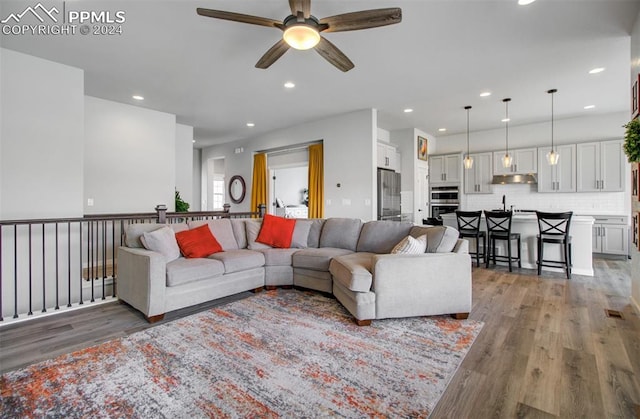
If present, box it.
[492,147,537,175]
[537,144,576,192]
[592,215,628,256]
[377,142,398,171]
[577,140,625,192]
[464,152,493,194]
[430,154,461,184]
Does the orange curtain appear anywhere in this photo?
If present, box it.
[250,153,267,217]
[308,143,324,218]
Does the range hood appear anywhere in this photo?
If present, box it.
[491,173,538,185]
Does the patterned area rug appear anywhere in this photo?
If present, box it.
[1,290,483,418]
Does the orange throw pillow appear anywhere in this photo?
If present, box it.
[256,214,296,248]
[175,224,223,258]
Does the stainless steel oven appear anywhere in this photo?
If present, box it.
[431,204,459,218]
[430,185,459,217]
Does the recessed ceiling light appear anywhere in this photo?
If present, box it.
[192,140,196,143]
[480,92,491,97]
[588,67,605,74]
[403,108,413,113]
[502,118,511,122]
[584,105,596,109]
[284,81,295,88]
[518,0,536,5]
[246,122,255,127]
[438,128,447,132]
[132,95,144,100]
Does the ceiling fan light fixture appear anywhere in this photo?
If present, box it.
[283,24,320,50]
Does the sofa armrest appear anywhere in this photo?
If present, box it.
[371,252,472,319]
[117,246,167,318]
[453,238,469,254]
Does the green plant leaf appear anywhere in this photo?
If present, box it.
[623,119,640,163]
[175,189,190,212]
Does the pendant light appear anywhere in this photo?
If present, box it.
[502,98,513,168]
[546,89,559,165]
[463,105,474,169]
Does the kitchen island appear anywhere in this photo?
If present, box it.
[441,212,594,276]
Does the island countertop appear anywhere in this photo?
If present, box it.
[441,212,594,276]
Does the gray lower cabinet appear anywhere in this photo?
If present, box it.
[592,215,629,256]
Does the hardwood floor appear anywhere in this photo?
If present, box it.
[1,258,638,418]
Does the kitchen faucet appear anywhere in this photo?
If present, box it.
[502,195,506,211]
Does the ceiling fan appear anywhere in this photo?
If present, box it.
[196,0,402,72]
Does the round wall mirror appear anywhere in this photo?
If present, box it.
[229,175,246,204]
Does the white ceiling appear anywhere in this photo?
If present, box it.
[2,0,638,148]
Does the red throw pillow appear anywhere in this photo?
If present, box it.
[256,214,296,248]
[175,224,223,258]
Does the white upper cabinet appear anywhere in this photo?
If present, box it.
[492,147,538,175]
[577,140,624,192]
[430,154,461,184]
[377,142,398,171]
[464,152,493,194]
[537,144,576,193]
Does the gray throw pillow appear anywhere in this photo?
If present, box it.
[141,226,181,261]
[245,219,272,250]
[409,225,459,253]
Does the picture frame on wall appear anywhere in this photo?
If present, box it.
[633,73,639,120]
[417,136,428,161]
[632,163,639,199]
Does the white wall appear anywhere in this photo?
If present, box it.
[1,48,84,219]
[201,109,377,220]
[630,9,640,311]
[175,124,194,209]
[434,112,627,155]
[192,149,202,211]
[84,96,176,213]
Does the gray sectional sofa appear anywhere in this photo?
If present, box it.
[117,218,472,325]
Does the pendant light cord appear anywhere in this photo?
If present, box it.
[503,98,511,155]
[548,89,557,152]
[465,105,471,155]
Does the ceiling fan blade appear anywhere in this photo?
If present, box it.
[315,37,354,72]
[197,8,283,29]
[288,0,311,18]
[255,39,291,69]
[319,8,402,33]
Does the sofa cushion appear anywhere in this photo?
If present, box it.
[330,253,375,292]
[256,214,296,248]
[306,219,325,248]
[356,221,413,254]
[140,226,181,262]
[409,226,460,253]
[245,219,272,250]
[291,219,313,249]
[319,218,363,251]
[175,224,223,258]
[259,248,300,266]
[166,257,225,287]
[230,219,248,249]
[292,247,354,271]
[391,235,427,254]
[208,249,265,274]
[189,219,239,251]
[124,223,188,248]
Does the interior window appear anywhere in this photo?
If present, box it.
[212,177,225,210]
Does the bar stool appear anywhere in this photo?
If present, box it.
[455,210,486,267]
[536,211,573,279]
[484,210,521,272]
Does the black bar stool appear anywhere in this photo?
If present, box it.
[536,211,573,279]
[455,210,486,267]
[484,210,521,272]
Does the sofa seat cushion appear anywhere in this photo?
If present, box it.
[208,249,265,274]
[329,252,375,293]
[166,257,225,287]
[259,248,300,266]
[292,247,353,271]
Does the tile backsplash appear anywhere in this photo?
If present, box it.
[461,184,627,215]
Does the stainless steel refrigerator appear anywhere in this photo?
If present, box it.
[377,168,401,221]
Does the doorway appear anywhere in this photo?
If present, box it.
[206,157,225,211]
[267,147,309,218]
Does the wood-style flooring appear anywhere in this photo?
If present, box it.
[1,257,638,418]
